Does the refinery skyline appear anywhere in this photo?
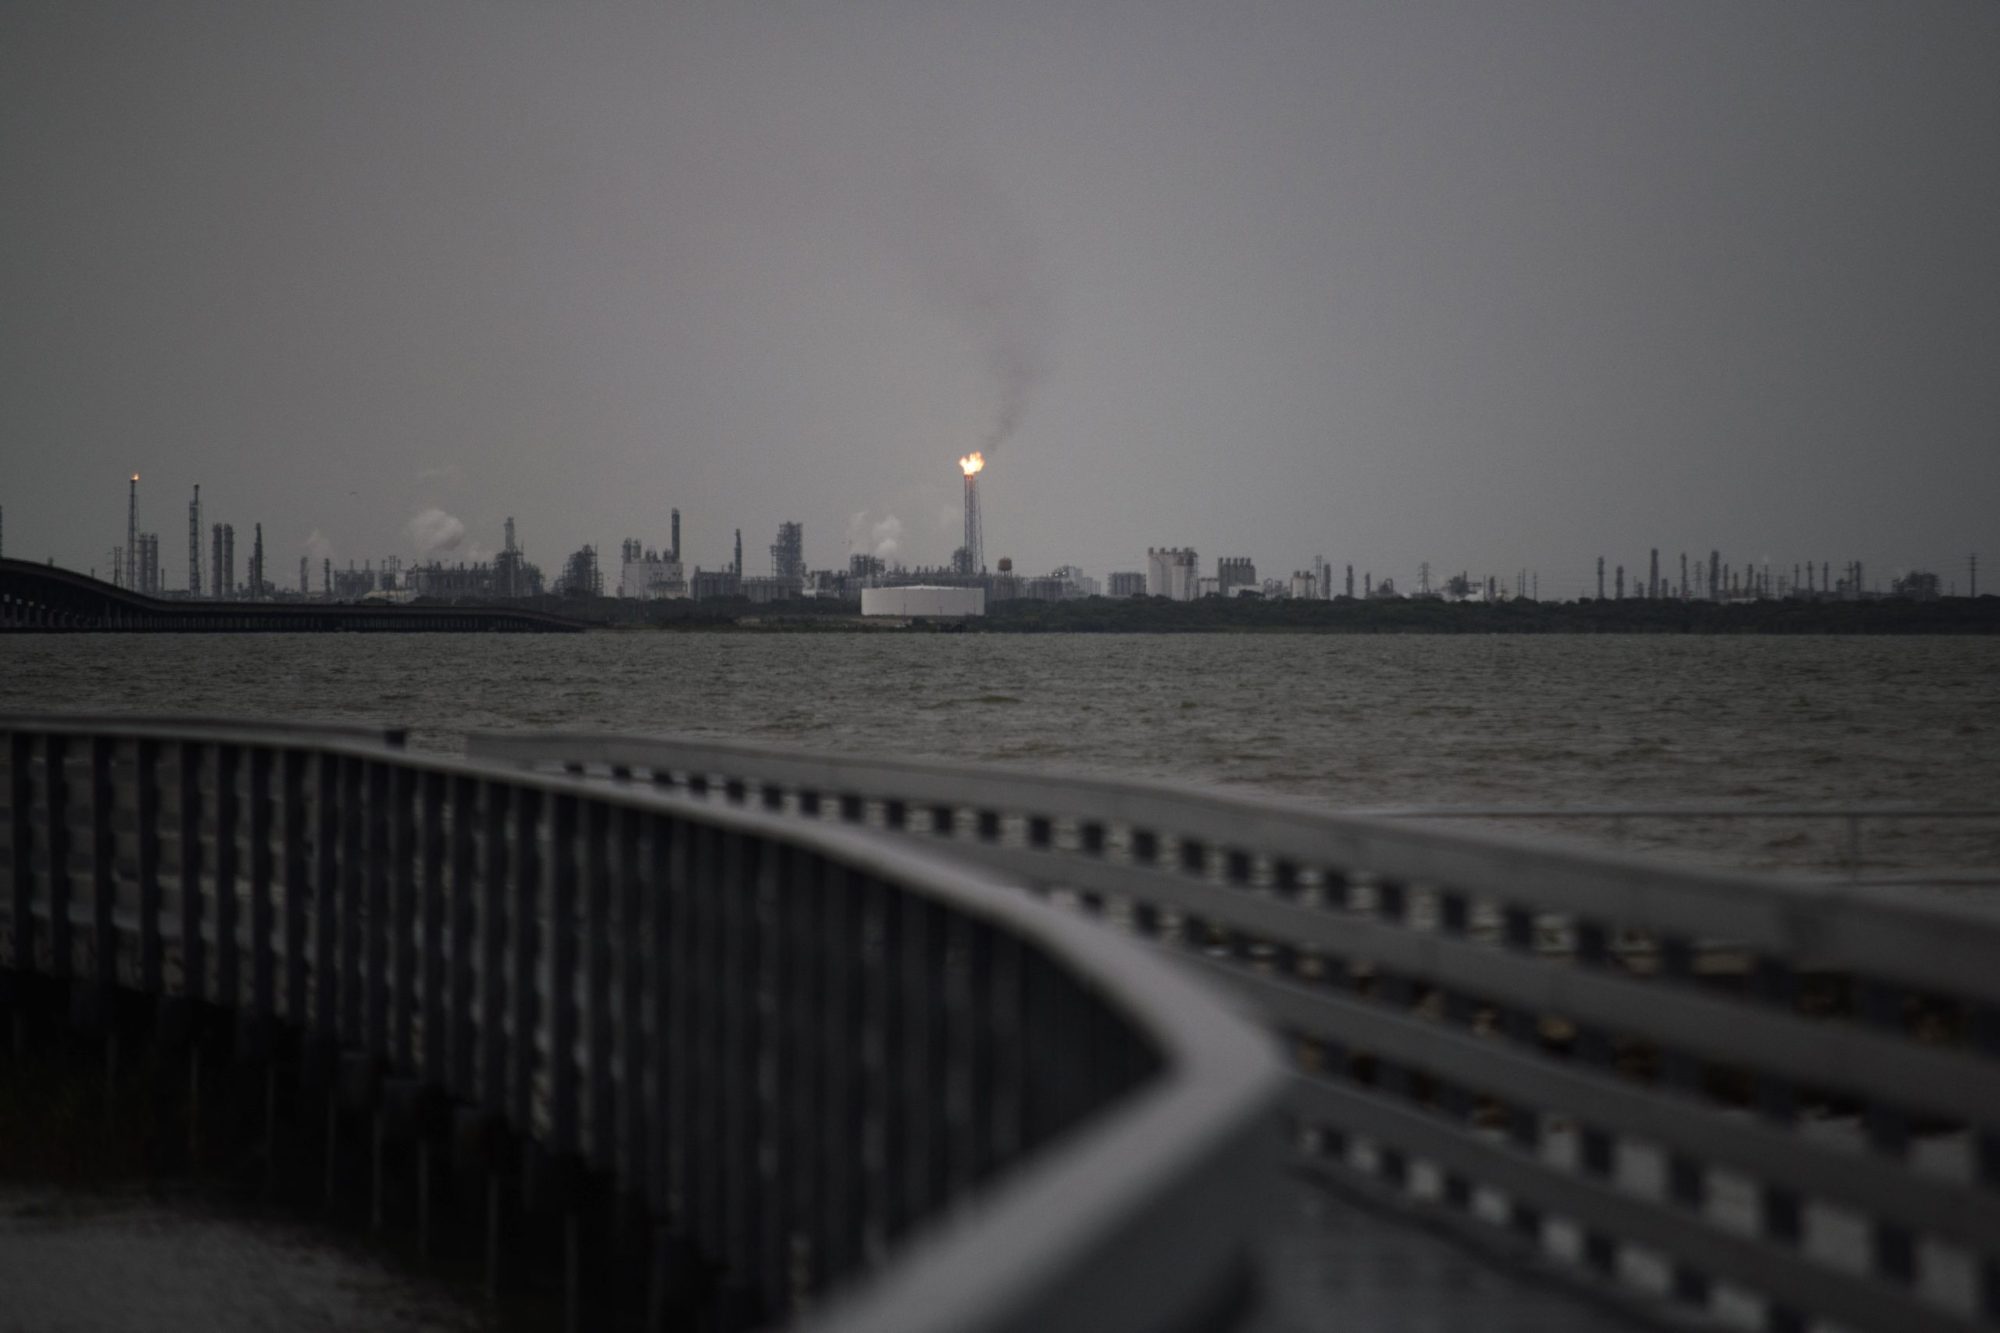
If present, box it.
[4,5,1995,605]
[20,463,1981,606]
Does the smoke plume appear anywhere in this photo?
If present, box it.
[870,515,903,560]
[847,510,904,561]
[405,507,467,557]
[888,165,1054,458]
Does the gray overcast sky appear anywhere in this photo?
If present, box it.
[4,2,1996,595]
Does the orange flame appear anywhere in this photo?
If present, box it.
[958,451,985,477]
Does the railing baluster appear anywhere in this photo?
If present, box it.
[282,751,308,1027]
[448,776,479,1100]
[719,830,761,1302]
[421,770,447,1089]
[478,783,509,1114]
[583,799,614,1168]
[338,756,364,1045]
[249,747,274,1025]
[616,805,645,1188]
[509,788,541,1136]
[137,738,162,994]
[214,745,240,1009]
[820,862,863,1283]
[312,753,338,1040]
[8,732,32,975]
[387,764,416,1071]
[759,841,794,1311]
[666,815,696,1230]
[89,735,115,997]
[177,740,204,1000]
[364,762,391,1062]
[863,873,898,1253]
[549,793,579,1158]
[692,824,725,1258]
[646,812,675,1219]
[780,846,820,1302]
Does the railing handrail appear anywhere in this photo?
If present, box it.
[0,712,410,747]
[1,717,1283,1333]
[465,729,2000,1333]
[464,731,2000,1002]
[1364,803,2000,821]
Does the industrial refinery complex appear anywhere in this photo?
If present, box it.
[30,464,1982,622]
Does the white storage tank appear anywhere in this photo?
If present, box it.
[860,585,986,618]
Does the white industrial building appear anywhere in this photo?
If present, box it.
[617,550,688,599]
[861,585,986,618]
[1146,547,1199,601]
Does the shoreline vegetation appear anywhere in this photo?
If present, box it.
[496,594,2000,635]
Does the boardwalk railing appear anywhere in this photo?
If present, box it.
[0,716,1281,1333]
[1360,804,2000,885]
[470,731,2000,1333]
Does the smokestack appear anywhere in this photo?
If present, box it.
[251,523,263,598]
[734,528,742,577]
[671,508,681,563]
[956,456,980,572]
[126,474,139,592]
[187,485,202,596]
[1596,556,1604,600]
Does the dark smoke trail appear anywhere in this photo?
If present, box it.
[889,164,1054,458]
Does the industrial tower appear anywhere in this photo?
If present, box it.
[126,474,139,591]
[959,452,985,575]
[187,485,202,596]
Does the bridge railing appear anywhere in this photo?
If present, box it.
[469,731,2000,1333]
[0,716,1281,1333]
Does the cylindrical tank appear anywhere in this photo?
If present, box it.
[860,585,986,618]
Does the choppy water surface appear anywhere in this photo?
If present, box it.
[3,632,1996,876]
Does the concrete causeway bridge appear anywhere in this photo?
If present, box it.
[0,558,584,632]
[4,715,1999,1333]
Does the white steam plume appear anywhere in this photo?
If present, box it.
[871,515,903,560]
[405,507,467,557]
[847,510,904,561]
